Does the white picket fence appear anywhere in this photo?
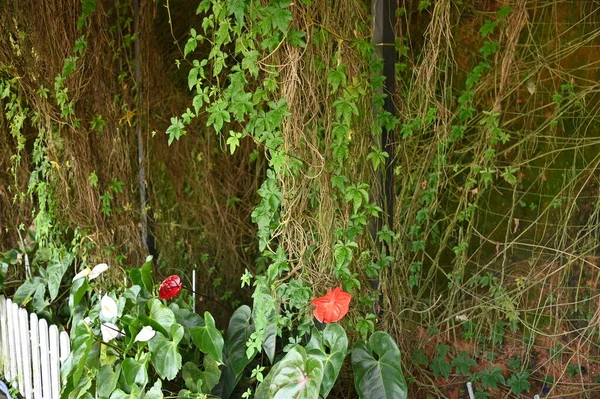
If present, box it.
[0,295,70,399]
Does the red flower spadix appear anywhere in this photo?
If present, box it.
[311,287,351,323]
[159,275,182,299]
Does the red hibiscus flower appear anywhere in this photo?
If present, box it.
[159,275,182,299]
[311,287,351,323]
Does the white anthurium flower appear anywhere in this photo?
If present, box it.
[101,323,124,343]
[72,268,91,281]
[100,294,118,319]
[134,326,156,343]
[89,263,109,280]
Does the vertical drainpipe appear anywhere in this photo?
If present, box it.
[372,0,396,239]
[133,0,148,251]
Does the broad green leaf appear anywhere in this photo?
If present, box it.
[140,256,154,292]
[13,277,45,306]
[182,356,221,394]
[307,324,348,397]
[227,305,256,374]
[213,305,256,399]
[170,303,204,345]
[69,277,90,310]
[201,355,222,393]
[0,261,8,290]
[148,299,176,337]
[47,251,73,301]
[62,321,95,387]
[145,380,163,399]
[68,373,92,399]
[148,325,183,380]
[122,357,148,388]
[182,362,203,393]
[351,332,408,399]
[255,346,324,399]
[190,312,224,362]
[262,323,277,365]
[97,364,120,399]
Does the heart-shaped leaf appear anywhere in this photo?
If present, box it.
[170,303,204,345]
[148,325,183,380]
[255,346,324,399]
[97,363,121,399]
[122,357,148,388]
[307,324,348,397]
[148,299,176,337]
[190,312,224,362]
[182,356,221,394]
[351,332,408,399]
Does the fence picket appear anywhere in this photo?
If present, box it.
[38,318,51,399]
[30,313,41,399]
[6,299,16,383]
[11,302,24,394]
[0,296,7,379]
[19,309,32,399]
[49,325,60,399]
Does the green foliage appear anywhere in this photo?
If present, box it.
[430,344,451,379]
[452,350,477,376]
[475,366,506,390]
[352,332,408,399]
[507,371,531,395]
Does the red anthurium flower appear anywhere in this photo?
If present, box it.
[159,275,182,299]
[311,287,352,323]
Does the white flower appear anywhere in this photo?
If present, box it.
[72,268,91,281]
[101,323,124,342]
[134,326,156,343]
[100,294,118,319]
[89,263,109,280]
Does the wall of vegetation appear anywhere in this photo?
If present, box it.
[1,0,600,397]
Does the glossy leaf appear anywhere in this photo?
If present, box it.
[148,298,176,337]
[148,325,183,380]
[122,357,149,388]
[351,332,408,399]
[140,256,154,292]
[190,312,224,362]
[69,277,90,310]
[227,305,256,374]
[145,380,163,399]
[213,305,256,399]
[182,355,221,394]
[97,363,120,399]
[255,346,324,399]
[47,251,73,301]
[307,324,348,397]
[170,303,204,345]
[62,321,95,386]
[14,277,45,306]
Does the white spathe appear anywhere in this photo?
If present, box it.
[89,263,109,280]
[134,326,156,343]
[72,268,90,281]
[100,323,123,342]
[100,294,118,319]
